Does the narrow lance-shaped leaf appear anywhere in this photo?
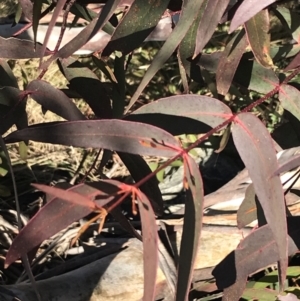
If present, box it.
[32,0,43,48]
[39,0,68,64]
[279,84,300,122]
[5,119,182,158]
[58,57,112,119]
[177,1,207,79]
[237,184,257,228]
[213,217,300,301]
[276,7,300,44]
[125,0,207,113]
[112,55,126,118]
[70,2,97,22]
[41,0,121,69]
[193,0,231,58]
[216,29,248,95]
[127,95,233,135]
[0,60,19,88]
[0,38,52,59]
[242,288,282,300]
[176,154,204,301]
[5,180,124,268]
[244,9,273,68]
[27,80,86,121]
[0,129,40,300]
[5,183,102,267]
[230,0,277,33]
[103,0,169,56]
[215,124,231,153]
[234,58,279,94]
[118,152,164,216]
[274,6,300,71]
[232,112,288,291]
[0,87,28,135]
[274,158,300,177]
[137,189,159,301]
[284,51,300,71]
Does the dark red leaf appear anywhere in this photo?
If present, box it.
[118,152,164,216]
[127,94,233,135]
[176,154,204,301]
[5,183,103,267]
[5,119,181,158]
[213,216,300,300]
[232,113,288,290]
[0,38,52,59]
[110,207,142,240]
[137,190,158,301]
[178,3,206,82]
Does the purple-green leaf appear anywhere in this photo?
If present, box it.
[276,7,300,44]
[0,87,28,135]
[232,112,288,291]
[237,184,257,229]
[18,0,33,22]
[279,84,300,121]
[248,61,279,94]
[125,0,207,113]
[5,119,181,158]
[216,29,248,95]
[273,147,300,176]
[0,59,19,88]
[103,0,169,56]
[193,0,231,58]
[58,57,112,119]
[178,2,207,81]
[32,0,43,48]
[27,80,86,121]
[41,0,121,69]
[213,216,300,300]
[244,9,273,68]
